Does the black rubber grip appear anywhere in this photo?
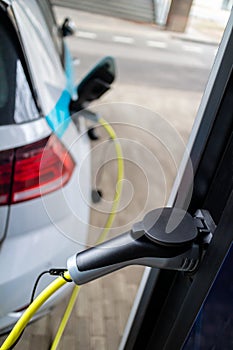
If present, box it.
[77,231,192,272]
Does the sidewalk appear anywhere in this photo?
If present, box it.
[184,0,230,44]
[172,18,224,46]
[180,11,229,45]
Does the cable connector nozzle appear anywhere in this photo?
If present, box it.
[67,207,209,285]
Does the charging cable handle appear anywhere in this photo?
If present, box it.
[68,208,201,285]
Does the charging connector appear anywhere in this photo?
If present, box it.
[67,207,214,285]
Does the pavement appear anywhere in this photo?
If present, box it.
[181,1,230,44]
[178,15,228,45]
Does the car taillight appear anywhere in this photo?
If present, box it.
[0,135,75,205]
[0,149,14,205]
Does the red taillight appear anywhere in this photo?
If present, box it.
[0,135,75,205]
[0,149,14,205]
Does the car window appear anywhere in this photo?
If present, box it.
[12,0,66,117]
[37,0,64,63]
[0,13,39,125]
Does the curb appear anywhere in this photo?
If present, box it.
[172,35,219,46]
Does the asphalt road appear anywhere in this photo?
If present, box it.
[70,33,216,92]
[64,17,217,145]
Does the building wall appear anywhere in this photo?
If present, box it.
[52,0,155,23]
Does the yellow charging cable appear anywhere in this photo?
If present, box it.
[0,272,70,350]
[96,117,124,244]
[50,285,80,350]
[50,117,124,349]
[0,118,123,350]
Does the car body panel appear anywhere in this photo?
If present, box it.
[0,119,51,151]
[6,119,91,241]
[0,118,91,331]
[0,119,51,241]
[0,0,91,332]
[0,208,8,241]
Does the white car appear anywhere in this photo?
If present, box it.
[0,0,93,333]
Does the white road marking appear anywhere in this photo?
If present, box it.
[77,31,97,39]
[113,36,135,44]
[182,44,203,53]
[75,30,210,58]
[72,57,80,66]
[146,40,167,48]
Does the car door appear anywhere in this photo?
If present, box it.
[120,9,233,350]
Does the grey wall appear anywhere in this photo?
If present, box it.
[52,0,155,23]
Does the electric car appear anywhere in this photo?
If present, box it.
[0,0,93,333]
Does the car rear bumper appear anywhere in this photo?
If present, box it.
[0,119,91,332]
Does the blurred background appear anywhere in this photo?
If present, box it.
[14,1,231,349]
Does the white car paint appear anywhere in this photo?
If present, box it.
[0,0,91,333]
